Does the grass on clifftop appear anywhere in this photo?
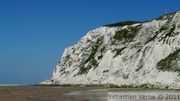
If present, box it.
[104,21,141,27]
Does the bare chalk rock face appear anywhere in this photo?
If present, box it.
[41,11,180,89]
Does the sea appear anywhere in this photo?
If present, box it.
[0,84,28,86]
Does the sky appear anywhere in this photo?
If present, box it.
[0,0,180,84]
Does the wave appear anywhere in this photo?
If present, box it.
[0,84,28,86]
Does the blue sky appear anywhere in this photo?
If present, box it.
[0,0,180,84]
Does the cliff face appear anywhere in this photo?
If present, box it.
[41,11,180,89]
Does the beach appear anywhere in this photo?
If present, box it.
[1,85,180,101]
[0,86,100,101]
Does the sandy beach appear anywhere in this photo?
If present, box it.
[0,86,99,101]
[1,85,180,101]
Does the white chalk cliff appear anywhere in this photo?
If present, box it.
[41,11,180,89]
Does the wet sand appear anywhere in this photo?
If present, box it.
[1,86,180,101]
[0,86,100,101]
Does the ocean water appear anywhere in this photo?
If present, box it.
[0,84,27,86]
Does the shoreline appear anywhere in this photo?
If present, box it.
[37,83,180,90]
